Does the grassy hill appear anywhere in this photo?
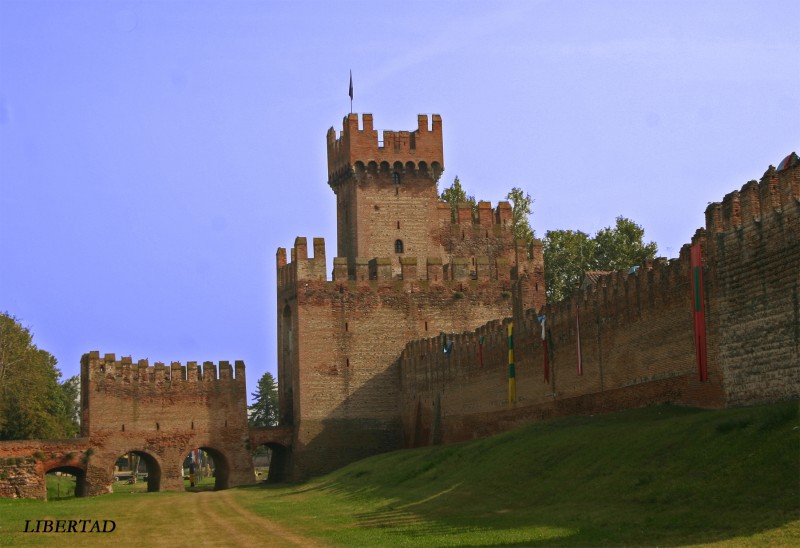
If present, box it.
[237,401,799,546]
[1,401,797,546]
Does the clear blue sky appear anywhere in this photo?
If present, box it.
[1,0,797,401]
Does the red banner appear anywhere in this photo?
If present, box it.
[575,305,583,376]
[691,244,708,381]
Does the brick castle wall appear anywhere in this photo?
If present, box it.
[0,439,91,499]
[79,352,254,494]
[277,234,545,478]
[399,158,799,446]
[704,162,800,405]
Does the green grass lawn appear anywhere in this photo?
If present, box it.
[236,401,800,546]
[45,474,77,501]
[2,401,798,546]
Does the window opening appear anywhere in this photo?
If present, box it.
[392,172,401,184]
[395,239,404,253]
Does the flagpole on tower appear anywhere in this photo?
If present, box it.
[349,70,353,114]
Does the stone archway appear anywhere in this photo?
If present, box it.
[44,465,87,499]
[262,443,290,483]
[249,426,293,483]
[113,450,162,493]
[183,446,231,491]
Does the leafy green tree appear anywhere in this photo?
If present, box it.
[543,217,657,304]
[506,187,535,243]
[439,176,476,222]
[249,371,279,427]
[61,375,81,433]
[594,216,659,271]
[542,229,596,304]
[0,313,79,439]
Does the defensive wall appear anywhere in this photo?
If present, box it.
[78,351,254,494]
[0,353,292,498]
[0,439,91,499]
[704,160,800,405]
[399,156,799,447]
[276,226,546,478]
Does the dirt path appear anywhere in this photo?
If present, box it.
[4,488,323,547]
[207,489,323,547]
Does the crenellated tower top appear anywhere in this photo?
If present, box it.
[327,113,444,189]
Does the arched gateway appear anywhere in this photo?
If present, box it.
[0,352,292,499]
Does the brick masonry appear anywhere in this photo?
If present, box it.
[279,114,546,478]
[278,114,797,476]
[2,114,796,495]
[399,156,799,446]
[0,353,292,498]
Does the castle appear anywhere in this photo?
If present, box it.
[0,112,797,496]
[277,113,546,477]
[277,113,798,479]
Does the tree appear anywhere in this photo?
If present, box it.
[61,375,81,433]
[543,217,658,304]
[0,313,79,440]
[439,176,476,222]
[594,216,658,271]
[248,371,279,427]
[542,229,596,304]
[506,187,535,243]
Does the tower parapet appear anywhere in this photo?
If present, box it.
[327,113,444,188]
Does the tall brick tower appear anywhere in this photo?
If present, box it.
[277,113,546,479]
[327,113,444,276]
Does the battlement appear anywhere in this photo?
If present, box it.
[327,113,444,187]
[277,236,541,291]
[81,351,245,385]
[438,200,514,230]
[705,154,799,234]
[396,245,701,401]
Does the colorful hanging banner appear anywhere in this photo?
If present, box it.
[576,304,583,375]
[478,335,484,368]
[507,322,516,405]
[691,244,708,381]
[539,315,549,383]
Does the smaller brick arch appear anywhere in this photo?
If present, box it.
[250,426,293,482]
[113,450,162,493]
[185,446,231,491]
[44,465,87,499]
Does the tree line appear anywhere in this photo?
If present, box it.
[0,313,80,440]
